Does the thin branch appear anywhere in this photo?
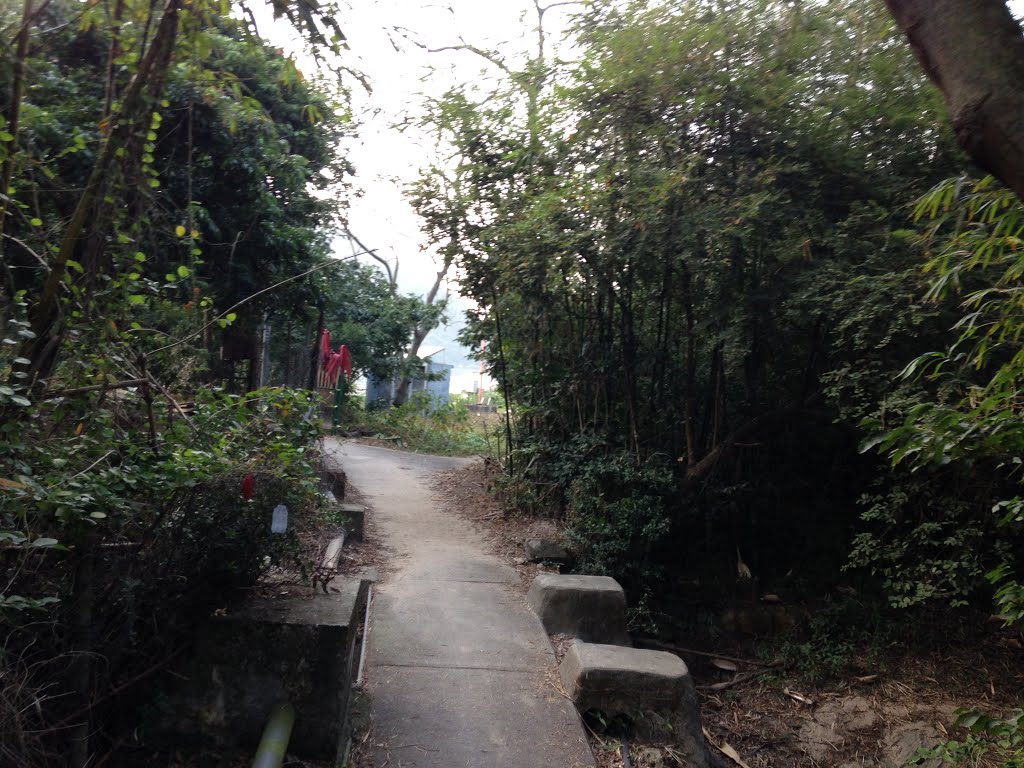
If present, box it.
[699,667,776,692]
[46,645,188,734]
[2,233,50,270]
[145,374,196,431]
[344,229,392,285]
[147,251,373,355]
[397,28,513,77]
[40,379,147,399]
[52,451,116,487]
[634,637,780,669]
[3,0,52,47]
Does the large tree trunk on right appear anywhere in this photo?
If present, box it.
[884,0,1024,203]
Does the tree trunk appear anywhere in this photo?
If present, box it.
[69,531,96,768]
[392,324,430,407]
[307,305,325,391]
[885,0,1024,202]
[392,257,450,406]
[0,0,33,287]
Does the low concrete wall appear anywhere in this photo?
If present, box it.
[322,463,347,501]
[165,577,369,761]
[527,573,631,645]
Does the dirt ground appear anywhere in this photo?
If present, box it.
[429,461,1024,768]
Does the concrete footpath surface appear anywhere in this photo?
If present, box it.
[323,439,594,768]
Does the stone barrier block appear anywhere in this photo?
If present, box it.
[164,577,369,762]
[322,465,347,500]
[525,538,570,563]
[334,502,365,541]
[527,573,630,645]
[559,639,690,715]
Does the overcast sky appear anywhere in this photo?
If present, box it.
[252,1,576,391]
[335,2,576,392]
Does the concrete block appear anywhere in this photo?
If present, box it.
[165,577,369,761]
[322,535,345,571]
[560,640,690,715]
[525,538,570,563]
[322,465,346,500]
[527,573,630,645]
[333,502,364,541]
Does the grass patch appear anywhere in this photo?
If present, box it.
[342,392,500,457]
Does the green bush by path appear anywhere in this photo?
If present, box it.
[345,392,495,457]
[0,387,324,766]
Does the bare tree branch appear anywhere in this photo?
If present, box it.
[395,26,514,77]
[344,229,394,286]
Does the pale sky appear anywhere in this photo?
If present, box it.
[336,1,577,392]
[252,1,576,392]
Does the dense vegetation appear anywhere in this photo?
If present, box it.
[415,0,1024,629]
[5,0,1024,764]
[346,391,498,456]
[0,1,434,765]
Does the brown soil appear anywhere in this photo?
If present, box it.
[430,462,1024,768]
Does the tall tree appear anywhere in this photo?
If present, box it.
[416,0,994,612]
[884,0,1024,202]
[1,0,351,395]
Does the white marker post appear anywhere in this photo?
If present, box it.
[271,504,288,534]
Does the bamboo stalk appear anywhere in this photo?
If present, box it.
[40,379,147,399]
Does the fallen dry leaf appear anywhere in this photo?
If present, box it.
[703,727,752,768]
[783,687,814,705]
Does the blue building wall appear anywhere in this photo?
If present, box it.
[364,375,395,408]
[365,360,453,409]
[421,361,453,405]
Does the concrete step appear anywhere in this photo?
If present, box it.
[527,573,630,645]
[559,639,690,715]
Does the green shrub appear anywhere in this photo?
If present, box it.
[912,708,1024,767]
[348,391,492,456]
[0,386,322,764]
[846,472,1002,609]
[564,451,674,591]
[775,597,896,684]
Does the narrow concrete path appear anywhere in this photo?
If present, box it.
[323,439,594,768]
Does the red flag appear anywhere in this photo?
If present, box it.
[242,473,255,501]
[325,353,341,385]
[339,345,352,379]
[324,344,353,386]
[320,329,332,366]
